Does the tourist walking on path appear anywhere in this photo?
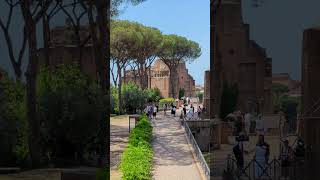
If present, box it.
[149,105,153,119]
[197,106,202,117]
[256,114,265,134]
[183,105,187,116]
[190,104,194,113]
[244,112,251,134]
[280,140,292,179]
[145,105,150,118]
[172,106,176,117]
[153,105,158,119]
[163,103,167,115]
[254,135,270,179]
[233,138,244,170]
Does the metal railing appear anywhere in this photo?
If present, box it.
[226,155,306,180]
[181,119,210,180]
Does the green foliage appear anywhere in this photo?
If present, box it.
[122,82,148,113]
[128,115,152,147]
[179,88,185,99]
[220,82,239,119]
[120,115,153,180]
[112,82,160,114]
[272,83,289,96]
[145,88,162,103]
[111,85,119,114]
[159,98,175,107]
[37,64,107,162]
[111,0,147,17]
[0,70,28,166]
[196,92,204,103]
[280,95,299,131]
[111,20,141,61]
[158,34,201,68]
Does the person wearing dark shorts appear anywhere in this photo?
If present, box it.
[153,105,157,119]
[172,106,176,117]
[280,140,291,178]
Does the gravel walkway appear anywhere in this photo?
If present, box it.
[151,112,203,180]
[110,115,134,180]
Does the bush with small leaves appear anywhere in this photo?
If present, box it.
[120,114,153,180]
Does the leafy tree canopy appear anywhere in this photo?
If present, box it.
[158,34,201,67]
[111,0,147,17]
[272,83,289,95]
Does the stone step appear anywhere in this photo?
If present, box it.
[0,167,20,174]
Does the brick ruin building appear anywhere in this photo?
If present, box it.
[38,22,97,79]
[300,27,320,179]
[123,59,196,98]
[208,0,273,118]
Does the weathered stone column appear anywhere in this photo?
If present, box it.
[301,28,320,179]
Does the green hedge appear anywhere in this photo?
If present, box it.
[120,114,153,180]
[159,98,175,107]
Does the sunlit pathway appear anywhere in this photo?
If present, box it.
[110,115,134,180]
[151,112,203,180]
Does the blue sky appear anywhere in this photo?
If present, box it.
[117,0,210,85]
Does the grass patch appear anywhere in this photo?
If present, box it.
[120,114,153,180]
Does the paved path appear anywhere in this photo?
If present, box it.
[110,115,135,180]
[151,112,203,180]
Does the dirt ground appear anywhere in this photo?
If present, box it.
[110,115,133,180]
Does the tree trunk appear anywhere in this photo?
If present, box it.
[43,15,50,66]
[123,66,126,84]
[148,67,151,88]
[96,0,109,169]
[24,15,41,168]
[87,0,109,169]
[169,67,178,99]
[138,61,148,89]
[117,62,123,114]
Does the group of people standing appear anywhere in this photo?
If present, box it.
[233,131,306,179]
[163,103,177,117]
[145,104,158,119]
[182,103,204,119]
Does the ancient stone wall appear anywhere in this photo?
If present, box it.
[301,28,320,176]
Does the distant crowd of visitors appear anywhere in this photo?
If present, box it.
[230,109,306,179]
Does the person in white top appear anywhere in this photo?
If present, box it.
[153,105,157,119]
[254,135,270,178]
[172,106,176,117]
[244,113,251,134]
[256,114,265,135]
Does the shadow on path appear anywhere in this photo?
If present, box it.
[151,113,202,180]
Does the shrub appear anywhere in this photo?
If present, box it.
[122,82,148,114]
[111,86,119,114]
[37,64,107,163]
[159,98,175,107]
[120,145,153,180]
[145,88,162,103]
[196,92,204,103]
[179,88,185,99]
[120,115,153,180]
[0,70,28,166]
